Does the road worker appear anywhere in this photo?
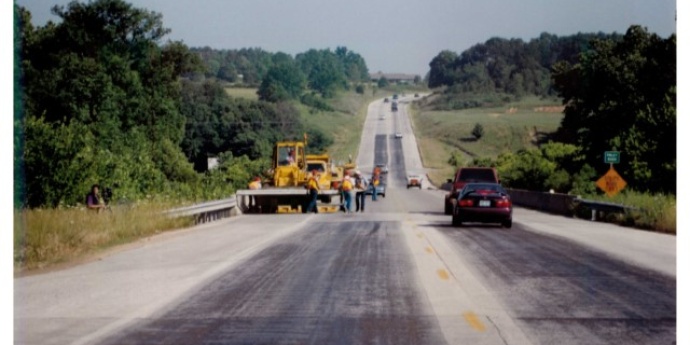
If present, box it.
[341,171,354,213]
[305,170,320,213]
[248,176,262,190]
[354,170,369,212]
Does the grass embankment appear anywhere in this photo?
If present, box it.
[410,95,563,185]
[14,202,194,272]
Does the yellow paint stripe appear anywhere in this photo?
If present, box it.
[417,233,424,238]
[463,312,487,332]
[437,269,450,280]
[425,246,434,254]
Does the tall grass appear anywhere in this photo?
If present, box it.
[578,191,676,234]
[14,202,194,271]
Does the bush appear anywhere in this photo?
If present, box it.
[471,123,484,140]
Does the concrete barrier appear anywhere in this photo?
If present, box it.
[506,188,578,217]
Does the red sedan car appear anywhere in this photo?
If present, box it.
[452,183,512,228]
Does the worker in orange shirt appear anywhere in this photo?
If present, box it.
[305,170,320,213]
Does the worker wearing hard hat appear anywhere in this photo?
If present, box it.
[305,170,320,213]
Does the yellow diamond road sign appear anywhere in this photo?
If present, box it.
[596,167,627,197]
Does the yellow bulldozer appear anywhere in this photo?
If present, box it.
[236,140,342,213]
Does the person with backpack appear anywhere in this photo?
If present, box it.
[353,170,369,212]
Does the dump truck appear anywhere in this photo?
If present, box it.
[236,140,341,213]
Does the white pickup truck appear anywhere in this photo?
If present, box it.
[406,175,423,189]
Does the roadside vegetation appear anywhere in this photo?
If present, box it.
[417,26,675,232]
[14,202,194,272]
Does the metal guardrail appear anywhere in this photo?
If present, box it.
[165,196,239,224]
[573,197,638,221]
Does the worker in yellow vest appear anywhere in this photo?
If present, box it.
[248,176,262,190]
[305,170,320,213]
[340,171,354,213]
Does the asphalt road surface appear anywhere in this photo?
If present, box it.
[15,95,676,345]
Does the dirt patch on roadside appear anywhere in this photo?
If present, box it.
[533,106,565,113]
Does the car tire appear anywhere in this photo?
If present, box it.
[502,219,512,228]
[452,213,462,227]
[444,201,452,215]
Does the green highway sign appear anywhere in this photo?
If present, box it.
[604,151,620,164]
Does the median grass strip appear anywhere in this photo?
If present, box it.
[14,202,194,272]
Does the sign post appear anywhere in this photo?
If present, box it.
[597,151,626,197]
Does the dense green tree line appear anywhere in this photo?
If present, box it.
[14,0,334,208]
[428,32,619,97]
[438,26,674,194]
[193,45,369,100]
[552,26,676,194]
[191,47,275,85]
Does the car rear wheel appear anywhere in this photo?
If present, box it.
[502,219,512,228]
[444,201,452,215]
[452,213,462,227]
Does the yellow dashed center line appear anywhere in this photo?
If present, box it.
[416,233,424,238]
[463,312,487,332]
[425,246,434,254]
[436,269,450,280]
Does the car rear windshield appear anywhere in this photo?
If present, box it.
[458,169,496,182]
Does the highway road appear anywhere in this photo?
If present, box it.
[15,96,676,344]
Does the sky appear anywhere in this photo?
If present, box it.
[2,1,687,344]
[14,0,678,76]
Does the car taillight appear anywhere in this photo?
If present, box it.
[495,198,511,208]
[459,199,474,207]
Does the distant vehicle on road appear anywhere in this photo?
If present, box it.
[452,182,512,228]
[444,167,500,215]
[384,97,389,103]
[414,93,419,98]
[375,163,389,174]
[391,101,398,112]
[407,175,423,189]
[393,94,398,100]
[395,132,403,138]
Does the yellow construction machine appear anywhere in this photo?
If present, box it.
[236,140,342,213]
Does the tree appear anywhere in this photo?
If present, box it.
[257,59,306,102]
[471,123,484,140]
[377,77,389,88]
[552,25,676,193]
[17,1,203,206]
[428,50,458,88]
[296,49,347,97]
